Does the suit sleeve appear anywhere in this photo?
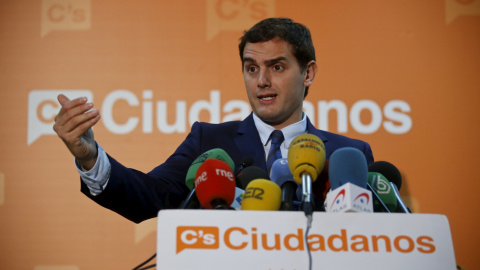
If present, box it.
[363,142,374,165]
[80,122,205,223]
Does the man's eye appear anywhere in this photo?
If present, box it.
[273,65,283,71]
[247,66,257,73]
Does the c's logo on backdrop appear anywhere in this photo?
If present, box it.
[28,90,93,145]
[206,0,275,40]
[41,0,91,37]
[445,0,480,24]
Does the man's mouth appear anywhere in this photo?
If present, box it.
[258,94,277,101]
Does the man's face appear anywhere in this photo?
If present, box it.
[242,38,316,129]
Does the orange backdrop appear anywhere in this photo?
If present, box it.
[1,0,479,269]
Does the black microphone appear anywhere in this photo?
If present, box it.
[235,157,253,188]
[236,166,269,190]
[368,161,411,213]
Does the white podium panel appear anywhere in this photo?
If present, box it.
[157,210,456,270]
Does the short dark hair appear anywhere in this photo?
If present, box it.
[239,18,316,97]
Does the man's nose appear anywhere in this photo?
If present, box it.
[257,69,271,89]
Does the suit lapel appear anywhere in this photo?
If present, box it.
[234,113,267,171]
[306,117,327,142]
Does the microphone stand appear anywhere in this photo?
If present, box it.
[366,183,391,213]
[391,183,411,213]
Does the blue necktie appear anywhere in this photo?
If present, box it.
[266,130,285,175]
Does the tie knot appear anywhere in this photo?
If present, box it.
[270,130,284,145]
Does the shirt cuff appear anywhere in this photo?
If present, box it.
[75,144,111,196]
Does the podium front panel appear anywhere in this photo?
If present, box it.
[157,210,456,270]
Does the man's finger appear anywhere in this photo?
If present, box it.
[57,94,71,106]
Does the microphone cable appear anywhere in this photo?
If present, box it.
[132,252,156,270]
[304,215,313,270]
[137,265,156,270]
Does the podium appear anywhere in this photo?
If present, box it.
[157,210,456,270]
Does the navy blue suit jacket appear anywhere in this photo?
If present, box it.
[81,113,373,223]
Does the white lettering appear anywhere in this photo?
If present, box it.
[318,100,348,133]
[216,169,234,181]
[350,100,382,134]
[222,100,251,122]
[180,230,198,245]
[143,90,153,133]
[156,100,187,133]
[383,100,412,134]
[28,89,413,145]
[195,171,208,187]
[102,90,139,134]
[189,90,221,125]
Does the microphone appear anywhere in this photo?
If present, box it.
[180,148,234,209]
[241,179,282,211]
[194,159,236,209]
[368,161,410,213]
[368,172,398,212]
[326,147,373,213]
[236,166,269,189]
[296,159,330,211]
[185,148,235,190]
[368,161,402,189]
[288,134,326,217]
[231,166,268,209]
[234,156,254,180]
[329,147,368,189]
[270,158,297,211]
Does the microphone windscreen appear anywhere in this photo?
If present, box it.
[368,172,398,212]
[287,134,326,184]
[368,161,402,190]
[241,179,282,211]
[240,156,254,168]
[236,166,268,189]
[270,158,295,187]
[329,147,368,190]
[185,148,234,190]
[194,159,236,209]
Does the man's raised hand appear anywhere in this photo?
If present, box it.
[53,94,101,170]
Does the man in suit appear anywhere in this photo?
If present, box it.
[54,18,373,223]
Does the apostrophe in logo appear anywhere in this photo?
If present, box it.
[206,0,275,40]
[445,0,480,24]
[28,90,93,145]
[176,226,219,254]
[41,0,91,37]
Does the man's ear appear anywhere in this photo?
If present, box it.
[304,60,318,87]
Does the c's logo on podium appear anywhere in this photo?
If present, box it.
[176,226,219,254]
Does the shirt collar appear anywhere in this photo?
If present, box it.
[252,112,307,148]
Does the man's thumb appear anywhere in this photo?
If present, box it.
[57,94,71,106]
